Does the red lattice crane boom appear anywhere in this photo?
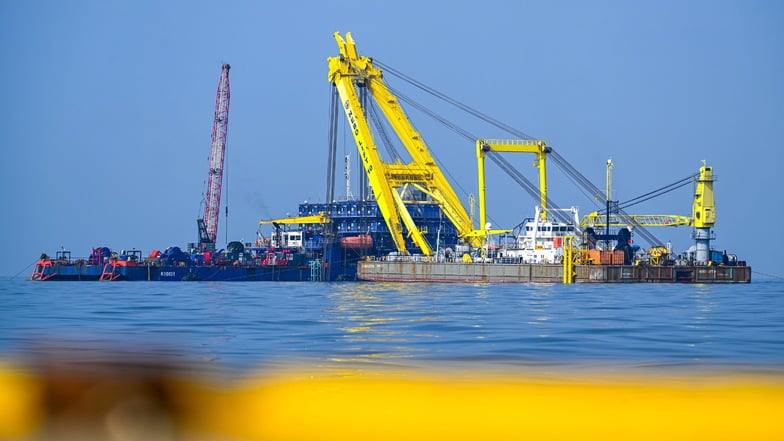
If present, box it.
[198,63,231,252]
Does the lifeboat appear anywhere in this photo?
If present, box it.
[339,234,373,250]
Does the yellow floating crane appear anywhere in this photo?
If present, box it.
[328,32,491,255]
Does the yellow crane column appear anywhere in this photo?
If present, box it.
[692,161,716,263]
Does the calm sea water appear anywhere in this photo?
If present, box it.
[1,279,783,375]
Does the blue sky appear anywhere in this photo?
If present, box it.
[1,1,782,278]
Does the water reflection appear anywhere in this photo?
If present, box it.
[324,284,427,366]
[684,285,718,358]
[320,283,577,369]
[6,280,780,376]
[526,288,554,327]
[323,283,492,367]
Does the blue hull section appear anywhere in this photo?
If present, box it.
[33,263,316,282]
[148,265,313,281]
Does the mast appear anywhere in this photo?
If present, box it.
[198,63,231,252]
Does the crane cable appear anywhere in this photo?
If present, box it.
[326,85,340,203]
[377,61,692,246]
[615,174,697,212]
[377,62,706,246]
[486,152,576,225]
[380,74,624,235]
[377,68,617,234]
[375,80,515,228]
[378,60,656,215]
[366,98,403,162]
[376,60,536,140]
[382,80,576,230]
[377,79,478,199]
[378,59,614,215]
[547,150,668,247]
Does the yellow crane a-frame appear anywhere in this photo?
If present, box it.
[328,32,490,256]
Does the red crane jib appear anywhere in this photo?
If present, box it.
[202,64,231,246]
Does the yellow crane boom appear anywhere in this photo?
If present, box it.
[259,212,330,226]
[580,162,715,230]
[328,32,484,255]
[580,213,692,228]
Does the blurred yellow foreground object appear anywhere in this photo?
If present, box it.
[2,362,783,441]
